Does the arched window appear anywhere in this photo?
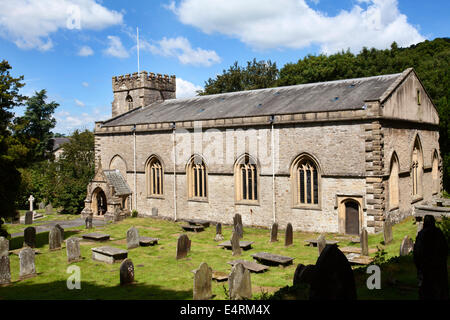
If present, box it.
[389,153,400,210]
[146,157,163,196]
[126,93,133,111]
[235,155,258,202]
[432,151,439,195]
[292,155,320,206]
[411,137,423,198]
[187,156,207,199]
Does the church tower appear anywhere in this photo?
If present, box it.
[111,71,176,117]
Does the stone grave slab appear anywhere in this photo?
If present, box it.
[218,240,254,250]
[212,270,228,282]
[91,246,128,264]
[251,252,294,266]
[82,233,110,241]
[227,260,269,273]
[340,246,377,255]
[305,239,339,247]
[139,237,159,246]
[186,219,210,228]
[345,253,373,265]
[181,225,205,232]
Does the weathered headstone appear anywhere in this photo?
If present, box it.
[66,237,82,263]
[0,255,11,285]
[360,228,369,256]
[176,234,191,259]
[38,202,45,210]
[24,211,33,225]
[152,207,158,217]
[285,223,293,246]
[309,244,356,300]
[49,226,62,250]
[400,235,414,256]
[45,203,53,215]
[28,195,35,212]
[270,223,278,242]
[55,224,64,244]
[119,258,134,285]
[228,262,252,300]
[293,264,316,286]
[413,215,448,300]
[19,247,36,279]
[233,214,243,238]
[193,262,212,300]
[0,237,8,257]
[126,227,140,249]
[85,216,93,229]
[214,223,224,241]
[23,227,36,248]
[383,218,393,244]
[231,231,241,257]
[317,234,326,255]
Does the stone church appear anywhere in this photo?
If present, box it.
[81,68,441,234]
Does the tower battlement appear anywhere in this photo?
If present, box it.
[111,71,176,117]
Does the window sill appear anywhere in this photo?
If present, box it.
[235,200,260,206]
[188,198,209,203]
[411,196,423,204]
[389,206,399,212]
[147,195,165,200]
[292,205,321,211]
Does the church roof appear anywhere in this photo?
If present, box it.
[102,69,409,127]
[103,170,132,196]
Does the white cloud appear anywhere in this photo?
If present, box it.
[142,36,221,66]
[103,35,129,58]
[176,77,202,98]
[78,45,94,56]
[0,0,123,51]
[54,108,110,134]
[169,0,425,54]
[81,82,89,87]
[74,99,85,107]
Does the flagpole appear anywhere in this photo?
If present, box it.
[137,27,140,76]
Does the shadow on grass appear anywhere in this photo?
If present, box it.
[9,230,82,250]
[0,279,192,300]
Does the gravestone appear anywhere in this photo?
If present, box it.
[24,211,33,225]
[0,255,11,285]
[231,231,241,257]
[176,234,191,259]
[233,214,243,238]
[214,223,224,241]
[285,223,293,246]
[413,215,448,299]
[228,262,252,300]
[55,224,64,244]
[49,226,62,250]
[19,247,36,279]
[28,195,35,212]
[45,204,53,215]
[23,227,36,248]
[119,258,135,285]
[92,246,128,264]
[66,237,82,263]
[271,223,278,242]
[400,235,414,256]
[309,244,356,300]
[85,216,93,229]
[317,234,326,255]
[383,219,393,244]
[38,202,45,210]
[193,262,212,300]
[360,228,369,256]
[127,227,140,249]
[152,207,158,217]
[0,237,8,257]
[293,264,316,286]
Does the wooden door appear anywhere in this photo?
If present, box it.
[345,201,360,235]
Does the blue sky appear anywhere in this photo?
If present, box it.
[0,0,448,135]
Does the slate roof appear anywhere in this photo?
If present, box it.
[52,137,70,151]
[102,70,407,127]
[103,170,132,196]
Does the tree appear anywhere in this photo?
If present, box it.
[198,59,279,95]
[50,130,95,214]
[0,60,26,219]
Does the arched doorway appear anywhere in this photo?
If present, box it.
[91,188,107,216]
[345,200,360,235]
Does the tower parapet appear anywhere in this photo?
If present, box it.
[111,71,176,118]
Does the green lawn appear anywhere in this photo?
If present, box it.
[0,215,439,300]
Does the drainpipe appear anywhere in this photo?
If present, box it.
[270,115,276,223]
[172,122,177,221]
[132,124,137,211]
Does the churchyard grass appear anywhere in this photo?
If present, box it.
[0,215,437,300]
